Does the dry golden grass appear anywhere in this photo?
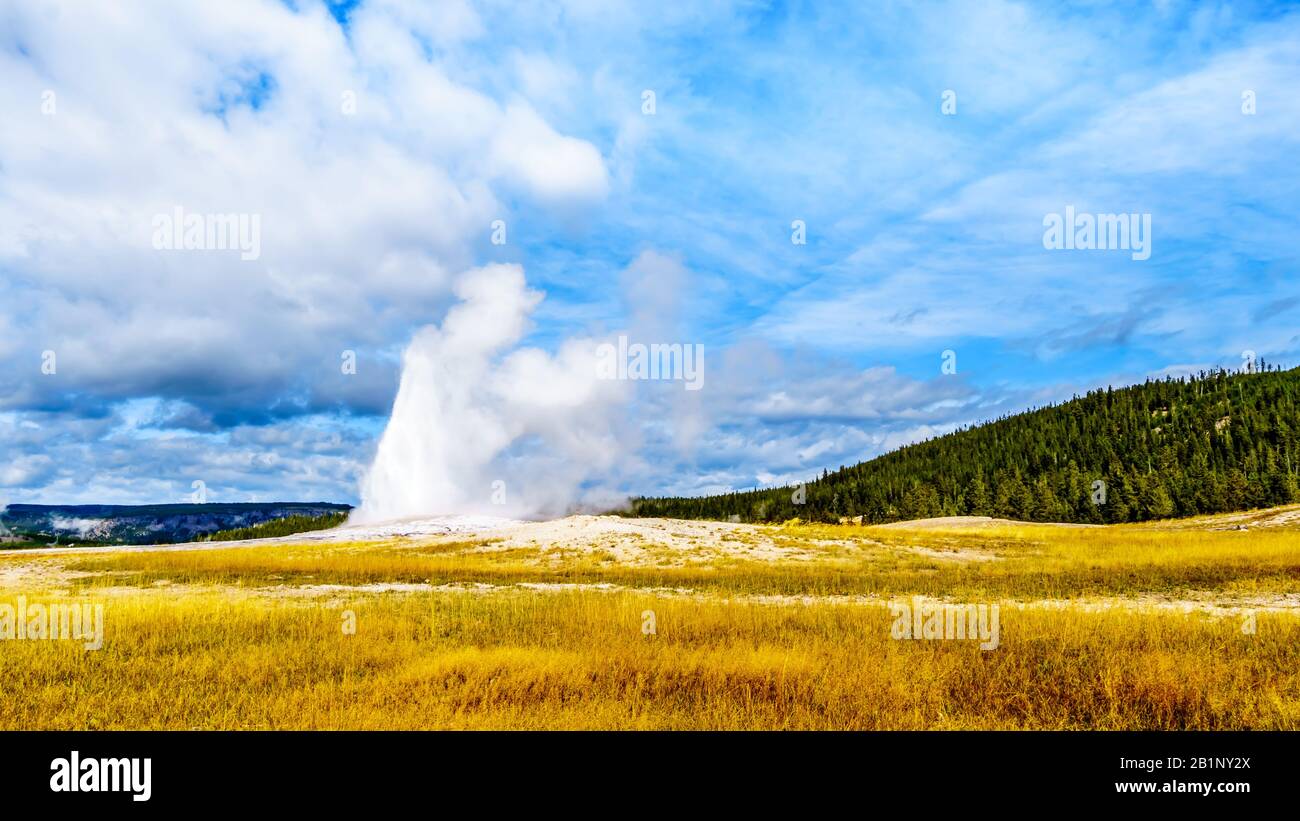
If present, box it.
[1,512,1297,729]
[54,519,1300,599]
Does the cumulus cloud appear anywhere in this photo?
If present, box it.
[0,0,609,422]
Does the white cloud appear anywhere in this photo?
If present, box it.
[0,0,609,416]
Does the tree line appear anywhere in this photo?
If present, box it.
[193,511,348,542]
[625,364,1300,524]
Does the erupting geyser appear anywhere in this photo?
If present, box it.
[351,264,627,524]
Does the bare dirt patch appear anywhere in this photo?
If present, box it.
[469,515,821,566]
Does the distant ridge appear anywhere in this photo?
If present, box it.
[2,502,349,516]
[626,365,1300,525]
[0,502,352,546]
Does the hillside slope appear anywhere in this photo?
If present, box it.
[627,366,1300,525]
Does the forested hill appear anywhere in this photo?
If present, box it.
[626,365,1300,525]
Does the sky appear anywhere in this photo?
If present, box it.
[1,0,1298,509]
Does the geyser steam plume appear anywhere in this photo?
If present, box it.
[352,264,627,524]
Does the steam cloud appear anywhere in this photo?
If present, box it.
[352,264,629,523]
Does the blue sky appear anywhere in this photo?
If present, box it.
[1,0,1298,508]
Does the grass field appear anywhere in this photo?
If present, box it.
[1,508,1298,729]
